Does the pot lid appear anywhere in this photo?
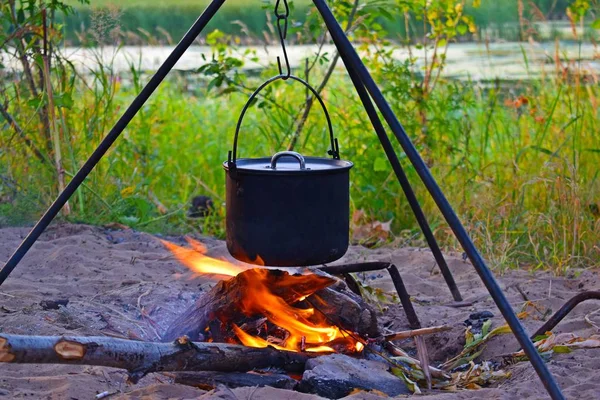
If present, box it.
[223,151,353,175]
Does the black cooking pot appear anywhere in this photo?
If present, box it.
[223,75,353,266]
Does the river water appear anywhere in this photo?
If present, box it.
[2,42,598,81]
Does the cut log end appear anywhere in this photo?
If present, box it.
[0,337,16,362]
[54,340,86,360]
[0,352,15,362]
[176,336,191,346]
[0,337,15,362]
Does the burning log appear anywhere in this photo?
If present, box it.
[163,267,378,353]
[162,268,337,342]
[0,334,311,383]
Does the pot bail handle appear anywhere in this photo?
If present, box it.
[270,151,306,170]
[230,75,339,166]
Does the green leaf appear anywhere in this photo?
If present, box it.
[465,328,475,345]
[481,319,492,337]
[553,345,572,354]
[530,146,558,157]
[391,367,421,394]
[533,334,550,342]
[450,349,483,370]
[488,325,513,337]
[374,157,387,172]
[206,29,225,45]
[592,19,600,29]
[120,216,140,225]
[54,93,74,109]
[27,95,45,110]
[457,24,468,35]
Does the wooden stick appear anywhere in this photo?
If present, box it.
[383,325,452,342]
[415,336,432,390]
[0,334,311,382]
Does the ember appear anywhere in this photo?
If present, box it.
[162,238,364,354]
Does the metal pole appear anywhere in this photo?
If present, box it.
[311,0,564,398]
[531,291,600,339]
[0,0,227,286]
[343,58,463,302]
[387,265,421,330]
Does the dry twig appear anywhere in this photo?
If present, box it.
[384,325,452,342]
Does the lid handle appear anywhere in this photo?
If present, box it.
[231,75,339,167]
[270,151,306,170]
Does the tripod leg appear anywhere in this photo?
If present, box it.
[0,0,227,286]
[342,55,463,302]
[311,0,564,399]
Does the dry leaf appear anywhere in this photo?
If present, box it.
[351,209,393,247]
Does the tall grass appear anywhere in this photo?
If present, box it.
[2,44,599,273]
[2,0,599,274]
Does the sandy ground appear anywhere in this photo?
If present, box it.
[0,223,599,399]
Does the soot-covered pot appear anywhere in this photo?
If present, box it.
[223,75,353,266]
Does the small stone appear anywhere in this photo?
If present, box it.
[298,354,410,399]
[175,371,297,390]
[469,311,494,320]
[464,310,494,334]
[39,299,69,310]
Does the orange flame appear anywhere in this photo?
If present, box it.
[161,238,364,354]
[161,237,247,278]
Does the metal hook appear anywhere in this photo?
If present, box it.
[275,0,291,79]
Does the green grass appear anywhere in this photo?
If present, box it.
[2,52,599,274]
[3,0,599,274]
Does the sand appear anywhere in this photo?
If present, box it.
[0,223,599,399]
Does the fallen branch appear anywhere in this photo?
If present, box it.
[384,325,452,342]
[0,334,311,382]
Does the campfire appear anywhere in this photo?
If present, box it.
[161,238,365,354]
[1,233,522,398]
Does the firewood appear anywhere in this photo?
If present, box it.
[0,334,312,383]
[163,268,336,341]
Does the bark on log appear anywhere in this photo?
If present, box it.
[308,281,380,338]
[163,269,336,341]
[0,334,311,382]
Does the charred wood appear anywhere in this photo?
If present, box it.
[173,371,297,391]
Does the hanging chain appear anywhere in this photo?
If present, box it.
[274,0,291,79]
